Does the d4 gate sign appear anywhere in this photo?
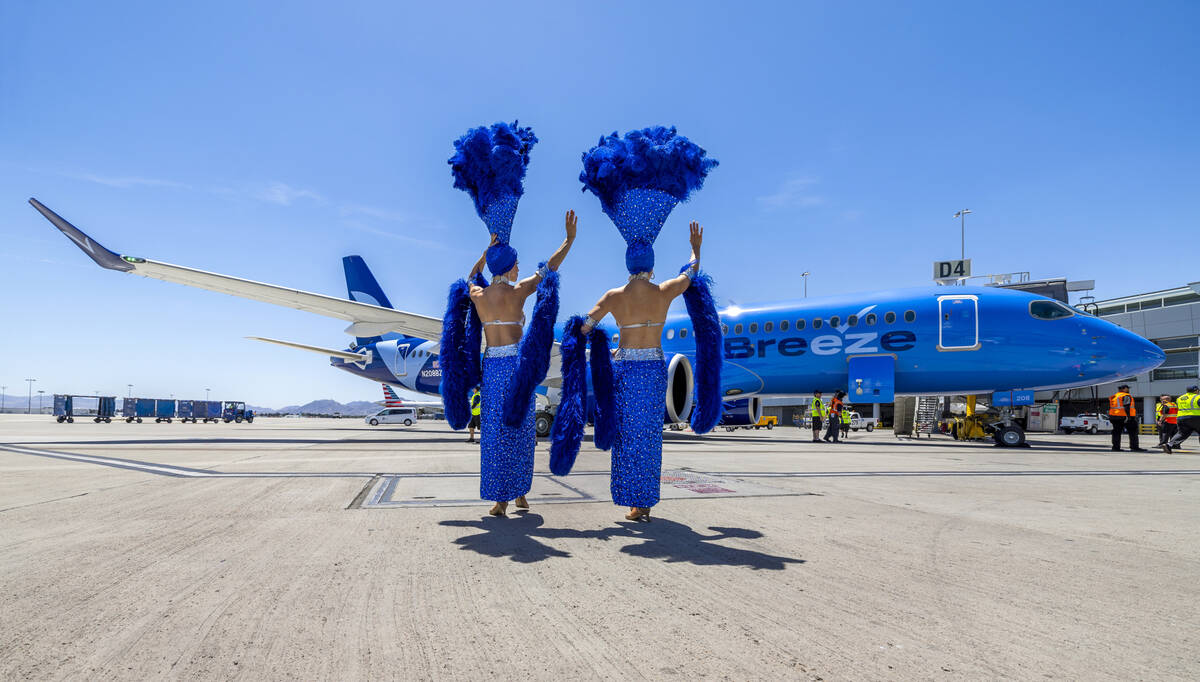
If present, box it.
[933,259,972,280]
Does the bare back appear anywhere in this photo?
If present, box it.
[471,282,535,347]
[596,276,690,349]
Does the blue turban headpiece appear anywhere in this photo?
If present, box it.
[579,126,718,274]
[449,121,537,276]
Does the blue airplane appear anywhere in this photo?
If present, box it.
[31,198,1164,444]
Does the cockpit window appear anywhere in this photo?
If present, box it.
[1029,300,1075,320]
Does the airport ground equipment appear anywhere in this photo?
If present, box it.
[154,399,176,423]
[1060,413,1113,434]
[128,398,155,423]
[848,412,878,432]
[53,394,117,423]
[222,401,254,423]
[177,400,196,423]
[197,401,223,423]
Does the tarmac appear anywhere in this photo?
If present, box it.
[1,414,1198,680]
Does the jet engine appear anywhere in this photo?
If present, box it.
[720,397,763,426]
[664,353,694,425]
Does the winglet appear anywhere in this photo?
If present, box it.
[28,198,135,272]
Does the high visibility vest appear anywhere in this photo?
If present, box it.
[470,393,481,416]
[841,411,851,425]
[1177,393,1200,418]
[811,397,826,417]
[1156,402,1178,424]
[1108,392,1135,417]
[830,398,843,414]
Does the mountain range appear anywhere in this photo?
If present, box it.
[261,399,382,416]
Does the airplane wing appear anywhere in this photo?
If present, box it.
[30,198,443,340]
[246,336,372,367]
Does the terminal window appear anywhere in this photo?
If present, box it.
[1152,336,1199,381]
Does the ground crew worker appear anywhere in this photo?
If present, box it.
[1156,394,1178,446]
[809,390,826,442]
[824,390,845,443]
[1107,384,1143,452]
[840,407,851,438]
[1162,385,1200,454]
[466,387,482,444]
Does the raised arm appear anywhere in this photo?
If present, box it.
[661,221,703,298]
[581,290,617,332]
[517,209,577,294]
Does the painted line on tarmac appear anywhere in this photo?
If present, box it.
[0,444,374,479]
[706,469,1200,478]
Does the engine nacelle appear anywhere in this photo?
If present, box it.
[720,397,763,426]
[664,353,694,424]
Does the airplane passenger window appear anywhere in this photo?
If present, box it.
[611,333,619,344]
[865,313,877,325]
[666,329,675,340]
[829,316,840,327]
[680,328,689,338]
[734,324,743,334]
[764,322,774,332]
[749,323,758,333]
[1029,300,1075,320]
[780,320,789,331]
[847,315,858,327]
[904,310,916,323]
[796,319,806,330]
[812,318,823,329]
[721,324,729,334]
[884,311,896,324]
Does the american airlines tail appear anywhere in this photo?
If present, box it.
[343,255,394,345]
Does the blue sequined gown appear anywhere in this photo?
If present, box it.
[480,343,536,502]
[610,347,667,508]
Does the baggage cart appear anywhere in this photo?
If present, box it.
[131,398,155,423]
[154,399,176,423]
[54,394,74,423]
[200,400,223,423]
[177,400,195,423]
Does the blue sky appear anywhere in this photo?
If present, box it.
[2,1,1197,408]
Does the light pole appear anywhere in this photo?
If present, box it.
[206,388,211,402]
[127,383,133,398]
[25,379,36,414]
[953,209,972,260]
[1,385,6,413]
[37,390,45,413]
[801,271,811,298]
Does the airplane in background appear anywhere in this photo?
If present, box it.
[381,384,442,411]
[32,198,1164,445]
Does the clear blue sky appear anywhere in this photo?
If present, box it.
[1,1,1197,408]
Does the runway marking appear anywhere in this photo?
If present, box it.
[0,445,375,479]
[704,469,1200,478]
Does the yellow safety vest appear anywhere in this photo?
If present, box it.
[811,397,826,417]
[841,411,851,424]
[1178,393,1200,418]
[470,392,481,416]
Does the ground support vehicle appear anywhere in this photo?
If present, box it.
[125,398,155,423]
[365,407,416,426]
[222,401,254,423]
[1060,413,1112,434]
[177,400,196,423]
[154,399,176,423]
[753,416,777,430]
[849,412,878,432]
[197,401,222,423]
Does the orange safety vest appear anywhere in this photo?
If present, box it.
[1108,392,1135,417]
[1157,401,1178,424]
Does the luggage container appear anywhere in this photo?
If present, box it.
[131,398,155,423]
[54,394,74,423]
[154,399,177,423]
[199,400,223,423]
[95,397,116,423]
[177,400,195,423]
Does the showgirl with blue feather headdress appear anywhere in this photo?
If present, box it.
[549,126,721,523]
[440,120,577,516]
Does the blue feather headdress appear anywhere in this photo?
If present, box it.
[449,121,537,276]
[579,126,718,274]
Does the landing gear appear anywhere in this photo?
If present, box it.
[535,411,553,438]
[992,424,1027,447]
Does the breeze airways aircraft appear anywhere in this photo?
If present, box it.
[32,198,1164,444]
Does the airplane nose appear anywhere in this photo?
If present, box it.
[1088,322,1164,379]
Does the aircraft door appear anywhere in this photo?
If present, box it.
[937,295,979,351]
[847,355,895,403]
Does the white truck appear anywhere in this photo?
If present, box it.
[1059,413,1112,434]
[848,412,879,432]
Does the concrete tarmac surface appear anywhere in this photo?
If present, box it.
[1,414,1198,680]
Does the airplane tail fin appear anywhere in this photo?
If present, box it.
[382,384,403,407]
[343,255,393,345]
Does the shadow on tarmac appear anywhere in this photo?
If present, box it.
[6,436,472,446]
[440,512,804,569]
